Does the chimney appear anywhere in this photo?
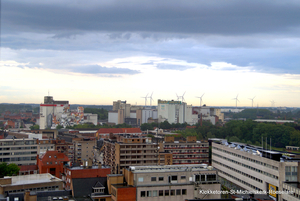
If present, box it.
[98,162,102,169]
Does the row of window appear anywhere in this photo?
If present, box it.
[5,186,59,195]
[212,152,278,180]
[0,141,36,146]
[0,157,36,162]
[213,146,279,170]
[212,159,262,183]
[150,175,186,182]
[217,169,263,192]
[140,189,187,197]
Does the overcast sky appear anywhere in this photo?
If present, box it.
[1,0,300,107]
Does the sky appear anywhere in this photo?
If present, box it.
[1,0,300,107]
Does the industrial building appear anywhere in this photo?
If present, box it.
[158,100,223,125]
[108,100,158,126]
[39,96,98,129]
[212,139,300,201]
[39,96,70,129]
[158,100,189,124]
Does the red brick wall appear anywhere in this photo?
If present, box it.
[117,187,136,201]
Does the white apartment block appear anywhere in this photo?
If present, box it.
[212,140,300,201]
[0,139,38,165]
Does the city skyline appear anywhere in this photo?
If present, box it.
[1,0,300,107]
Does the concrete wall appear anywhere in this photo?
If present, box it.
[108,112,118,125]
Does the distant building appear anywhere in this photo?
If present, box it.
[96,128,143,139]
[157,100,188,124]
[39,96,70,129]
[108,100,157,126]
[193,106,224,125]
[254,119,295,124]
[39,96,98,129]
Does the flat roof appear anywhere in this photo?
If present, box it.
[2,173,61,186]
[128,164,215,173]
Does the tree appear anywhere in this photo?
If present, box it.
[7,164,20,176]
[30,124,39,130]
[56,125,64,129]
[0,163,20,177]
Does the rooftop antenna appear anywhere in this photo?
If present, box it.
[48,90,50,96]
[149,92,154,107]
[196,93,205,107]
[141,93,148,107]
[232,94,239,109]
[249,96,255,108]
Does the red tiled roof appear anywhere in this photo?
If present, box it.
[120,128,142,133]
[97,128,123,134]
[97,128,142,134]
[19,165,38,171]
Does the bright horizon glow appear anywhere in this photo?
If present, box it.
[1,57,300,108]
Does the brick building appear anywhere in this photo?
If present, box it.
[37,150,69,179]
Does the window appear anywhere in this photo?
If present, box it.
[159,177,164,181]
[165,190,169,196]
[138,177,144,182]
[159,190,164,196]
[176,189,181,195]
[151,177,156,182]
[147,191,152,197]
[171,175,177,180]
[141,191,146,197]
[207,174,216,181]
[182,189,187,195]
[170,190,175,196]
[181,176,186,180]
[153,190,157,197]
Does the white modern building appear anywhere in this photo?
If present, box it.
[39,96,69,129]
[212,140,300,201]
[157,100,187,124]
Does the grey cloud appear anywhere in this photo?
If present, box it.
[2,0,300,35]
[2,0,300,75]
